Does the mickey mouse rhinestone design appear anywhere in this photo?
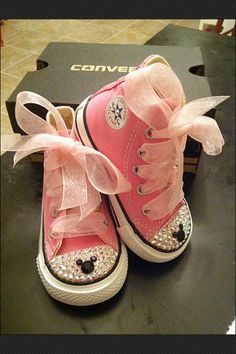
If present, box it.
[172,224,185,242]
[76,256,97,274]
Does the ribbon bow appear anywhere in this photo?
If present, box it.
[1,91,131,221]
[124,62,229,220]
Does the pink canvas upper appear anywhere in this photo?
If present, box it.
[2,91,133,262]
[43,185,118,259]
[83,56,226,242]
[85,78,182,241]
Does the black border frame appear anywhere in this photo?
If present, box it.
[1,1,236,19]
[0,334,235,352]
[1,0,235,349]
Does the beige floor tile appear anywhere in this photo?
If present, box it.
[64,25,117,43]
[1,23,29,44]
[175,20,200,29]
[30,46,50,56]
[52,37,79,43]
[1,98,6,111]
[5,19,53,30]
[3,53,39,78]
[7,30,63,54]
[39,20,90,37]
[62,20,92,26]
[1,45,30,71]
[169,20,183,26]
[150,19,172,26]
[125,20,168,36]
[88,19,136,31]
[140,19,171,24]
[103,30,151,45]
[1,104,8,116]
[1,72,21,105]
[1,113,14,135]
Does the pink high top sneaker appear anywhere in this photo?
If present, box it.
[75,55,227,263]
[1,91,131,306]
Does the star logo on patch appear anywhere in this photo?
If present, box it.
[105,96,128,129]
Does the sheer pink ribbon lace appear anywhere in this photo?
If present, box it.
[1,91,131,238]
[125,63,229,220]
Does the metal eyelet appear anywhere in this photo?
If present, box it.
[137,147,144,159]
[132,165,139,175]
[50,229,58,238]
[51,209,58,218]
[144,127,155,140]
[136,184,144,195]
[142,209,150,216]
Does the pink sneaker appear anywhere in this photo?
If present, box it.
[75,54,227,263]
[1,91,131,306]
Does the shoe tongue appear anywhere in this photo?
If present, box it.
[46,107,75,133]
[150,63,185,111]
[141,54,171,68]
[124,62,185,130]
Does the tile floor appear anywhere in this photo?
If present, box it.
[0,19,200,135]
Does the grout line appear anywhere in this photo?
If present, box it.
[3,25,53,45]
[1,48,38,73]
[81,19,138,33]
[104,19,138,31]
[1,71,22,80]
[122,19,140,31]
[3,31,29,46]
[2,43,30,53]
[103,27,133,43]
[5,19,54,31]
[60,22,126,41]
[6,29,39,44]
[6,28,69,48]
[103,28,152,44]
[59,23,92,40]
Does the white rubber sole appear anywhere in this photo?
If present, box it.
[76,96,193,263]
[36,212,128,306]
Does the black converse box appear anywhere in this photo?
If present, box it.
[5,42,214,173]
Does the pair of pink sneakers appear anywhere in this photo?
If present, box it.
[2,55,227,306]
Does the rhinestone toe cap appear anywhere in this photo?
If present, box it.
[149,204,192,252]
[49,245,118,284]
